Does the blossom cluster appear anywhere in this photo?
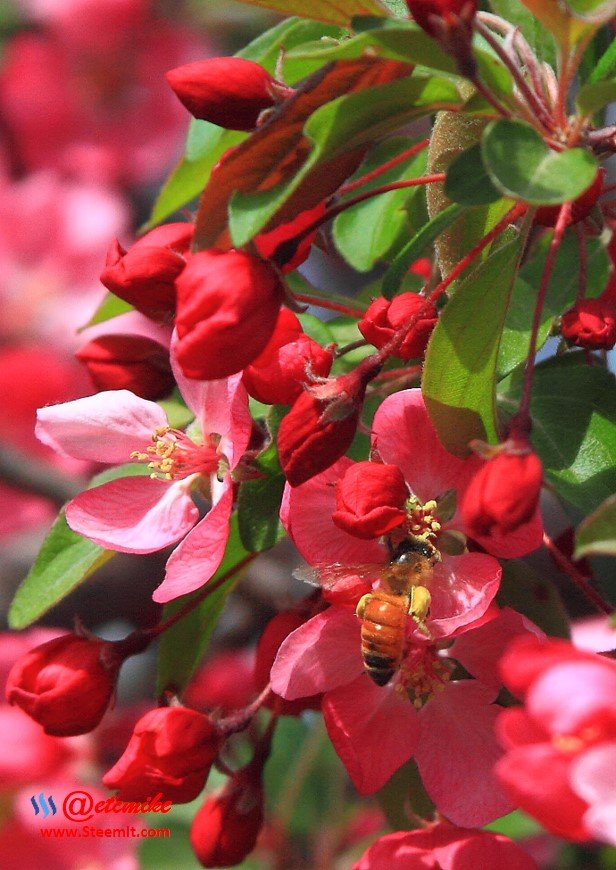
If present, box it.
[3,0,616,867]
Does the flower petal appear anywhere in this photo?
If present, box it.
[282,459,386,566]
[372,390,478,503]
[270,608,363,699]
[417,681,512,826]
[428,553,501,638]
[36,390,168,464]
[449,607,543,688]
[154,479,234,602]
[323,674,419,795]
[66,477,198,553]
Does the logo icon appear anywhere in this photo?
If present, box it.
[30,793,57,818]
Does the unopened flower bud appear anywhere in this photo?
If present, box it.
[462,441,542,537]
[175,249,283,380]
[406,0,477,37]
[103,706,220,803]
[560,286,616,351]
[254,201,327,273]
[6,634,123,736]
[243,309,333,405]
[101,223,193,321]
[359,293,438,361]
[76,334,174,399]
[534,169,605,228]
[190,761,264,867]
[277,364,376,487]
[332,461,408,539]
[166,57,286,131]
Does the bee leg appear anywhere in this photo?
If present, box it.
[409,586,432,638]
[356,593,373,619]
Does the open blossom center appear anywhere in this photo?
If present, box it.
[397,647,452,709]
[405,496,441,541]
[131,426,223,480]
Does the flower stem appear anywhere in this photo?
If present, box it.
[543,532,614,615]
[514,203,571,429]
[293,293,366,318]
[339,139,430,195]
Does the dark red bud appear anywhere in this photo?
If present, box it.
[359,293,438,361]
[332,460,408,539]
[243,309,333,406]
[175,249,282,381]
[461,443,542,538]
[103,706,220,803]
[534,169,605,227]
[406,0,477,36]
[76,334,174,400]
[560,284,616,351]
[166,57,280,131]
[6,634,123,736]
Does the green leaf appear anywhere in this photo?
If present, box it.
[145,18,339,230]
[382,202,464,298]
[575,494,616,558]
[498,234,609,378]
[499,357,616,514]
[422,232,525,456]
[576,79,616,116]
[333,138,429,271]
[238,406,287,552]
[229,75,461,246]
[444,143,501,206]
[81,292,133,330]
[482,120,598,205]
[156,514,252,696]
[497,561,570,638]
[589,36,616,82]
[377,760,434,830]
[8,512,114,629]
[229,0,389,26]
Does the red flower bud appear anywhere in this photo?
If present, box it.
[6,634,123,736]
[277,366,371,488]
[175,249,283,381]
[560,288,616,351]
[332,461,408,539]
[534,169,605,227]
[406,0,477,36]
[462,442,543,537]
[243,309,333,405]
[190,764,264,867]
[254,611,321,716]
[359,293,438,361]
[76,334,174,400]
[254,201,327,273]
[103,706,220,803]
[101,222,193,321]
[166,57,279,131]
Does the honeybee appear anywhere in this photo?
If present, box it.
[295,537,441,687]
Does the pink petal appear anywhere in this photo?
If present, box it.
[495,743,590,840]
[282,459,386,566]
[372,390,478,503]
[270,608,363,699]
[36,390,168,464]
[154,479,234,602]
[571,744,616,846]
[428,553,501,638]
[416,681,512,826]
[572,615,616,653]
[171,335,252,469]
[323,673,420,795]
[79,310,172,348]
[66,476,198,553]
[496,707,548,749]
[470,506,544,559]
[449,607,544,688]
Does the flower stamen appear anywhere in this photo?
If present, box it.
[405,496,441,542]
[131,427,222,480]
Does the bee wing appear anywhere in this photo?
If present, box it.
[293,562,385,590]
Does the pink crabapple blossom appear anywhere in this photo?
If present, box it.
[496,635,616,844]
[35,338,253,602]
